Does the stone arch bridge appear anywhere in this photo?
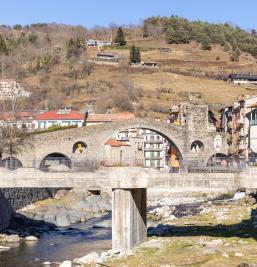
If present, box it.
[12,118,228,169]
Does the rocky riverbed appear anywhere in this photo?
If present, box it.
[2,189,257,266]
[106,193,257,267]
[19,189,112,227]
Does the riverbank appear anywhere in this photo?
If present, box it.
[106,194,257,267]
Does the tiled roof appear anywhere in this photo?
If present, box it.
[35,111,84,121]
[87,113,135,122]
[32,111,135,122]
[0,112,34,120]
[105,138,130,147]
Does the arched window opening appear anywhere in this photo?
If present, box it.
[207,153,228,167]
[191,140,204,153]
[2,157,23,171]
[72,141,87,154]
[40,153,71,172]
[103,127,182,172]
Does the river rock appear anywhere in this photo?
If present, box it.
[59,260,72,267]
[99,251,110,263]
[54,190,69,200]
[0,246,11,252]
[55,213,70,227]
[25,236,38,242]
[93,219,112,228]
[149,205,176,220]
[202,239,223,247]
[5,234,21,243]
[19,189,111,226]
[73,252,99,265]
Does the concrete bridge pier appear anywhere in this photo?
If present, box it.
[112,188,147,252]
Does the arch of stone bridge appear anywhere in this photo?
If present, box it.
[93,122,185,161]
[17,119,187,167]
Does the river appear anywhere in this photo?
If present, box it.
[0,216,112,267]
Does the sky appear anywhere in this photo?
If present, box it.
[1,0,257,30]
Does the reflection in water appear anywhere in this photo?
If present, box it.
[0,216,112,267]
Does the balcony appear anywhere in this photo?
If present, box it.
[145,156,163,160]
[144,140,163,144]
[144,147,163,152]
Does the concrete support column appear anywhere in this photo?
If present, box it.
[112,188,147,252]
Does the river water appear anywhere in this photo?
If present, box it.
[0,216,112,267]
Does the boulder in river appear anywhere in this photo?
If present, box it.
[19,189,111,227]
[25,236,38,242]
[59,260,72,267]
[73,252,99,265]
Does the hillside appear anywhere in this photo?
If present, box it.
[0,18,257,119]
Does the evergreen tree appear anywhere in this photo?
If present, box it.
[135,47,141,63]
[143,23,149,38]
[230,48,241,62]
[201,36,212,50]
[0,35,7,54]
[130,45,141,63]
[115,27,126,46]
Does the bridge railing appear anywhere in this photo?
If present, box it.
[0,157,251,173]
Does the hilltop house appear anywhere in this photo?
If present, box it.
[86,39,112,47]
[0,79,31,99]
[228,74,257,85]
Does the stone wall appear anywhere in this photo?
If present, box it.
[0,188,63,210]
[0,191,13,231]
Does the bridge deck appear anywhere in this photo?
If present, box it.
[0,167,245,190]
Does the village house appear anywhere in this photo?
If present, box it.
[0,79,31,99]
[86,39,112,47]
[96,52,122,62]
[103,136,144,167]
[0,112,35,132]
[34,109,85,129]
[34,110,135,129]
[228,74,257,85]
[107,128,171,169]
[221,95,257,161]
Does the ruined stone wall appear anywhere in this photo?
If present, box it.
[0,188,62,210]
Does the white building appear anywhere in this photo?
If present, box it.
[0,80,31,100]
[86,39,112,47]
[34,110,85,129]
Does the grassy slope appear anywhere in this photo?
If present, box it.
[20,38,257,119]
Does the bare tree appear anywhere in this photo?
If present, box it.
[0,94,29,169]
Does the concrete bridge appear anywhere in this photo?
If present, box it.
[0,166,256,252]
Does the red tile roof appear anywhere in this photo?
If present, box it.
[105,138,130,147]
[87,113,135,122]
[0,112,34,120]
[34,111,135,122]
[35,111,84,121]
